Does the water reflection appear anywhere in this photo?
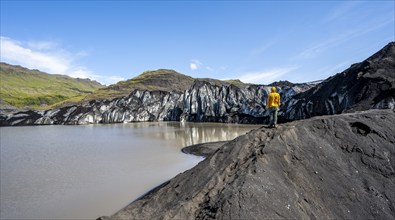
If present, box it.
[0,122,260,219]
[124,121,260,147]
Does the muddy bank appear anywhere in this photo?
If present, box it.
[181,141,228,157]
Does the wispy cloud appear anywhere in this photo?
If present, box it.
[323,1,361,23]
[249,39,278,58]
[296,17,394,60]
[316,61,350,79]
[0,36,122,85]
[296,33,347,59]
[189,60,226,73]
[206,66,214,71]
[27,40,59,50]
[190,59,202,71]
[236,66,299,85]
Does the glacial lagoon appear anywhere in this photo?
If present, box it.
[0,122,260,219]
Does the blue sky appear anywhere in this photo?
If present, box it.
[1,1,394,85]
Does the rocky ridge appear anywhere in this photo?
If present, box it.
[1,42,394,126]
[101,109,395,220]
[282,42,395,121]
[0,80,310,126]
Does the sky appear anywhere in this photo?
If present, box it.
[1,1,394,85]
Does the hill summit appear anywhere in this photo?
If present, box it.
[84,69,251,102]
[85,69,195,101]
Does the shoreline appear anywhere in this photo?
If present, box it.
[97,140,231,220]
[181,140,228,157]
[98,127,266,220]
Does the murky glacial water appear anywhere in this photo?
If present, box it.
[0,122,260,219]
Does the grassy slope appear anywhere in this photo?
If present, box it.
[84,69,196,101]
[85,70,250,102]
[0,62,104,109]
[1,63,251,110]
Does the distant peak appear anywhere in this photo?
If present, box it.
[136,69,192,79]
[269,80,295,87]
[364,41,395,63]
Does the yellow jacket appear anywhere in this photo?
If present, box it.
[268,87,281,108]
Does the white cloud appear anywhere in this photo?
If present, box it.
[190,63,198,70]
[190,59,202,71]
[0,36,122,85]
[1,36,70,74]
[237,67,298,85]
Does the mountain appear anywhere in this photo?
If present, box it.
[84,69,195,101]
[84,69,251,102]
[0,62,104,112]
[0,64,250,112]
[282,42,395,121]
[99,109,395,220]
[1,42,393,126]
[0,80,311,126]
[1,64,312,125]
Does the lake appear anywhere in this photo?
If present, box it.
[0,122,260,219]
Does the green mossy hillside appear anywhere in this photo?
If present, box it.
[0,62,104,110]
[1,63,250,110]
[84,69,195,101]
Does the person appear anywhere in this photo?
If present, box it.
[267,86,281,128]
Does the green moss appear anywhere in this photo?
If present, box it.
[84,69,195,101]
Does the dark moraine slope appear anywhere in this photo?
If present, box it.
[282,42,395,121]
[100,109,395,220]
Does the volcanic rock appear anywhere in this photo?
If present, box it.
[101,109,395,220]
[282,42,395,121]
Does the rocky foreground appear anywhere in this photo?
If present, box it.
[100,109,394,220]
